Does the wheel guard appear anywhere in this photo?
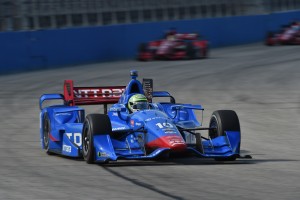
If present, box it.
[188,131,241,158]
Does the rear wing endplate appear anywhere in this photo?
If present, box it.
[39,94,65,110]
[142,78,176,104]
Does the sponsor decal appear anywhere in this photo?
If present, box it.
[145,116,165,122]
[110,106,126,112]
[163,129,178,134]
[112,112,118,116]
[98,152,109,157]
[167,136,185,146]
[130,120,134,126]
[74,88,125,98]
[110,107,119,112]
[135,122,142,126]
[63,145,71,153]
[112,127,126,131]
[130,135,137,143]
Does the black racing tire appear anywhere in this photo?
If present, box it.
[201,45,209,58]
[138,43,148,53]
[265,32,275,46]
[185,42,196,59]
[209,110,240,138]
[267,31,274,38]
[42,113,54,155]
[82,114,112,164]
[209,110,240,161]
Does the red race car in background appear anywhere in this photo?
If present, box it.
[137,31,209,61]
[265,21,300,45]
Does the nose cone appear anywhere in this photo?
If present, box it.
[146,135,187,152]
[131,110,186,152]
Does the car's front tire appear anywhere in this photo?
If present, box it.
[185,42,196,59]
[82,114,112,164]
[209,110,240,161]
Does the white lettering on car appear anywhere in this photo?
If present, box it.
[63,145,71,153]
[74,88,125,98]
[145,116,165,122]
[112,127,127,131]
[101,89,124,97]
[91,89,100,97]
[156,122,174,129]
[66,132,82,146]
[79,89,90,98]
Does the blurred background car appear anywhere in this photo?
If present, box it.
[137,31,209,61]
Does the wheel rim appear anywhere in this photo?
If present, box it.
[43,119,49,148]
[83,123,90,157]
[209,115,218,139]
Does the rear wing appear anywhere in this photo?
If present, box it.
[64,80,125,112]
[175,33,199,40]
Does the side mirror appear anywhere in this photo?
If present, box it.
[109,106,129,121]
[109,107,127,112]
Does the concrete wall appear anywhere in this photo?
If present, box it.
[0,10,300,74]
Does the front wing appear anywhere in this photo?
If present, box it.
[91,130,244,163]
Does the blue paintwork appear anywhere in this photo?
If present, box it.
[39,72,242,162]
[39,94,64,110]
[225,131,241,154]
[153,91,172,97]
[40,102,84,154]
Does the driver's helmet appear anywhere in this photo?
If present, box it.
[128,94,149,113]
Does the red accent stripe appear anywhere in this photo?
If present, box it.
[49,133,59,142]
[146,135,186,152]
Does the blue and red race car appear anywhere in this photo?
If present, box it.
[265,21,300,45]
[39,70,250,164]
[138,31,209,61]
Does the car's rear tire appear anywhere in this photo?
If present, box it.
[209,110,240,161]
[43,113,54,155]
[82,114,112,164]
[201,45,209,58]
[265,32,275,46]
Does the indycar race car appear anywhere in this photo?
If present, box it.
[137,32,209,61]
[39,70,250,164]
[265,21,300,45]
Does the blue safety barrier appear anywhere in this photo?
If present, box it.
[0,11,299,74]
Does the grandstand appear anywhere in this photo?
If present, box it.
[0,0,300,31]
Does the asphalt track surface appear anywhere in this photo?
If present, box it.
[0,43,299,200]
